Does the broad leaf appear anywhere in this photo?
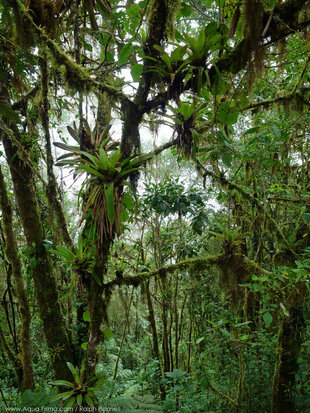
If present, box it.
[0,103,21,123]
[104,183,115,224]
[263,312,273,328]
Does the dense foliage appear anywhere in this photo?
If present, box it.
[0,0,309,412]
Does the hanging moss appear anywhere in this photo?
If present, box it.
[28,0,57,38]
[217,253,248,307]
[176,114,194,159]
[241,0,266,91]
[11,2,35,47]
[147,0,181,47]
[12,0,57,47]
[217,250,269,307]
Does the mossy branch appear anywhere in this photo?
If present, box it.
[143,0,310,115]
[0,121,47,187]
[242,87,310,112]
[103,253,269,291]
[12,86,40,110]
[15,0,129,103]
[196,160,292,252]
[103,255,222,290]
[243,53,310,111]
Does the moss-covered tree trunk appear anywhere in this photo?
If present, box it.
[145,280,166,399]
[2,133,74,380]
[86,243,111,377]
[40,55,74,251]
[0,166,33,390]
[271,305,304,413]
[160,275,171,373]
[0,321,23,388]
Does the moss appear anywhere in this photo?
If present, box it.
[241,0,266,91]
[2,129,74,381]
[217,251,270,307]
[165,0,182,40]
[28,0,57,38]
[0,166,34,390]
[147,0,181,47]
[15,0,127,99]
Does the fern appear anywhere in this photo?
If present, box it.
[97,393,162,413]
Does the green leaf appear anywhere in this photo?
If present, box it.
[79,151,97,165]
[263,312,273,328]
[77,394,83,406]
[171,46,188,63]
[64,396,76,408]
[118,42,133,66]
[197,28,206,51]
[96,0,110,17]
[56,152,76,162]
[205,21,218,37]
[117,167,144,180]
[52,246,76,262]
[67,126,79,142]
[81,342,88,350]
[161,54,173,72]
[49,380,74,388]
[212,64,227,95]
[103,327,114,339]
[280,302,290,317]
[49,391,74,403]
[83,311,91,322]
[302,213,310,226]
[0,103,21,123]
[131,64,143,82]
[108,149,121,168]
[244,126,260,135]
[66,362,78,381]
[104,183,115,224]
[178,101,194,120]
[123,193,135,210]
[85,395,94,407]
[178,3,191,18]
[127,3,140,19]
[261,0,276,11]
[128,153,153,167]
[217,102,239,125]
[77,164,106,180]
[221,152,232,167]
[53,142,80,152]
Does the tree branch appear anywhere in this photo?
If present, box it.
[103,252,269,291]
[196,160,293,252]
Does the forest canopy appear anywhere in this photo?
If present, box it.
[0,0,310,412]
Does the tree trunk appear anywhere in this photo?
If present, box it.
[145,281,166,400]
[160,275,170,373]
[2,133,74,380]
[0,322,23,388]
[40,55,74,251]
[271,305,304,413]
[86,242,111,377]
[0,166,34,390]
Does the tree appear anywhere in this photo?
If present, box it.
[0,0,309,411]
